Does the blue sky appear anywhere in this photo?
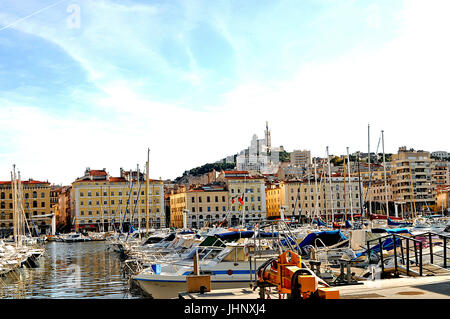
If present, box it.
[0,0,449,184]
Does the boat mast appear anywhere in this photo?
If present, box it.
[368,124,372,216]
[326,146,335,224]
[145,148,150,238]
[381,130,389,217]
[313,158,319,222]
[357,152,364,218]
[408,162,417,219]
[137,163,141,238]
[344,158,347,221]
[11,166,18,247]
[346,147,354,223]
[307,159,312,223]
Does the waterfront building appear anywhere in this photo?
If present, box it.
[225,175,266,226]
[267,176,361,221]
[435,186,449,215]
[363,179,394,215]
[169,185,229,228]
[72,168,164,231]
[57,186,72,232]
[0,179,52,235]
[265,183,281,219]
[391,147,435,215]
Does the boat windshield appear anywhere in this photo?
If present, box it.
[185,247,224,260]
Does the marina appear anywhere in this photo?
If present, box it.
[0,241,140,299]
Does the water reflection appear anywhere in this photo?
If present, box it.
[0,241,142,299]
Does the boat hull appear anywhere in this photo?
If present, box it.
[134,275,252,299]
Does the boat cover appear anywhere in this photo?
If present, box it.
[388,217,413,227]
[297,230,348,253]
[214,231,255,241]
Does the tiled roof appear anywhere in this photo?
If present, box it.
[0,180,49,185]
[88,170,108,176]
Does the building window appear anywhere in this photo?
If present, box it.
[80,192,84,197]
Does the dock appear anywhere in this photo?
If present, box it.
[179,274,450,299]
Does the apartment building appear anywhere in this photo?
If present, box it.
[169,185,229,228]
[72,168,164,231]
[0,179,52,235]
[391,147,435,215]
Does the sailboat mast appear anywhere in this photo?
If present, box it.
[344,159,347,221]
[346,147,354,223]
[12,166,18,247]
[145,148,150,238]
[313,158,319,222]
[357,152,364,218]
[368,124,372,216]
[326,146,334,224]
[137,163,141,238]
[381,130,389,217]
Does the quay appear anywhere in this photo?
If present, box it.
[179,274,450,299]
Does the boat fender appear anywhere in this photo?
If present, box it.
[243,244,250,256]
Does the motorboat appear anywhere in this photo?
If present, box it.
[61,233,91,242]
[132,242,271,299]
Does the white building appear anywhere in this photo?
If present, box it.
[236,122,279,174]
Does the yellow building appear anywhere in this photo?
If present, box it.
[0,179,52,235]
[169,191,186,228]
[170,185,229,228]
[72,168,164,231]
[225,174,266,226]
[267,176,361,221]
[265,184,281,219]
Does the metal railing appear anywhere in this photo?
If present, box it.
[366,231,450,277]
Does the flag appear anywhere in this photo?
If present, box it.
[238,193,244,205]
[231,198,235,204]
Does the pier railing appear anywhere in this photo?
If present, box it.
[366,231,449,277]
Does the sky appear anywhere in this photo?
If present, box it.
[0,0,449,185]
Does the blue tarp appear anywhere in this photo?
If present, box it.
[298,230,348,253]
[355,236,402,258]
[215,231,255,241]
[388,217,413,227]
[345,220,353,229]
[312,218,327,227]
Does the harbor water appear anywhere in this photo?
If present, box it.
[0,241,143,299]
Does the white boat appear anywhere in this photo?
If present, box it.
[61,233,91,242]
[132,243,268,299]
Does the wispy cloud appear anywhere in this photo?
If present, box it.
[0,0,449,184]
